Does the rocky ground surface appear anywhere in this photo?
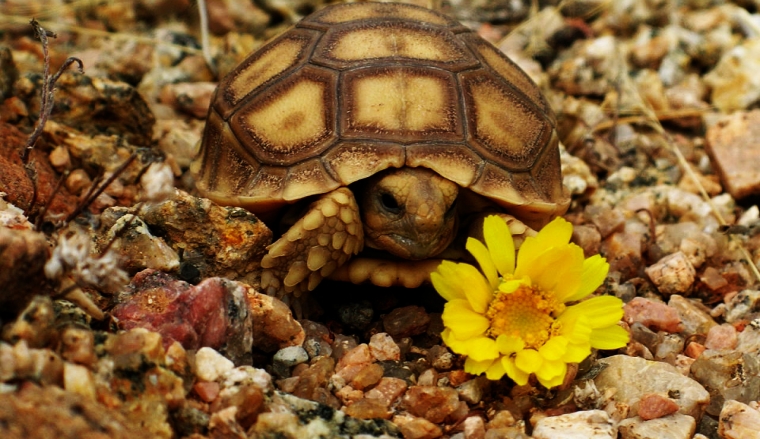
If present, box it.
[3,0,760,438]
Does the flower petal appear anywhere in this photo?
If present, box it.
[467,336,500,362]
[536,360,567,388]
[485,357,507,380]
[496,334,525,355]
[483,215,515,276]
[465,357,494,375]
[515,349,543,374]
[536,360,566,383]
[589,325,630,350]
[466,237,499,289]
[431,266,464,301]
[455,263,494,314]
[562,254,609,302]
[563,296,625,329]
[442,299,490,339]
[503,357,530,386]
[515,217,573,269]
[538,336,568,361]
[442,328,471,356]
[516,244,585,303]
[562,341,591,363]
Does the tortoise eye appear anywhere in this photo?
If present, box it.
[379,192,402,215]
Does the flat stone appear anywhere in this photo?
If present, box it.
[719,400,760,439]
[594,355,710,419]
[532,410,616,439]
[705,110,760,199]
[618,413,696,439]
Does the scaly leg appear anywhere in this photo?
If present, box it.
[260,187,364,299]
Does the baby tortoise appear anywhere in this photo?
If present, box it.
[192,2,570,301]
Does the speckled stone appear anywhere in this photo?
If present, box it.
[594,355,709,419]
[533,410,616,439]
[618,413,696,439]
[719,400,760,439]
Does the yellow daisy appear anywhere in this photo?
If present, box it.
[432,215,629,388]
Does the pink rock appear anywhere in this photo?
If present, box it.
[336,344,373,371]
[624,297,683,333]
[112,270,258,364]
[369,332,400,361]
[365,377,408,408]
[638,394,680,420]
[704,324,738,350]
[194,381,220,403]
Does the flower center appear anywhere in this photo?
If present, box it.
[485,283,565,349]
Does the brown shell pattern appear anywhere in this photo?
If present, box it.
[193,2,569,225]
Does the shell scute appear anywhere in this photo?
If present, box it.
[194,2,569,223]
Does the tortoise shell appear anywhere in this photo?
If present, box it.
[192,2,569,227]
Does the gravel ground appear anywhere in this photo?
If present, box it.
[3,1,760,438]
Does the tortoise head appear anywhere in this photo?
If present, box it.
[359,167,458,260]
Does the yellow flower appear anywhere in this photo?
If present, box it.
[432,216,629,388]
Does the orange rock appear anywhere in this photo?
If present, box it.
[637,393,679,420]
[344,398,392,420]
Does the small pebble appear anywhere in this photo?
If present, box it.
[393,413,443,439]
[273,346,309,368]
[194,381,220,403]
[624,297,683,333]
[364,377,407,408]
[645,252,696,296]
[705,323,738,350]
[402,385,460,423]
[533,410,616,439]
[719,400,760,439]
[382,306,431,338]
[618,413,696,439]
[63,362,96,399]
[368,332,400,361]
[638,393,680,420]
[463,416,486,439]
[195,347,234,382]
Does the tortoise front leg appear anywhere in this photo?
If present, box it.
[260,187,364,299]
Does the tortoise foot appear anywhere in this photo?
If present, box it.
[261,187,364,298]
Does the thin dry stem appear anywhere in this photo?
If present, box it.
[196,0,217,76]
[63,153,138,224]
